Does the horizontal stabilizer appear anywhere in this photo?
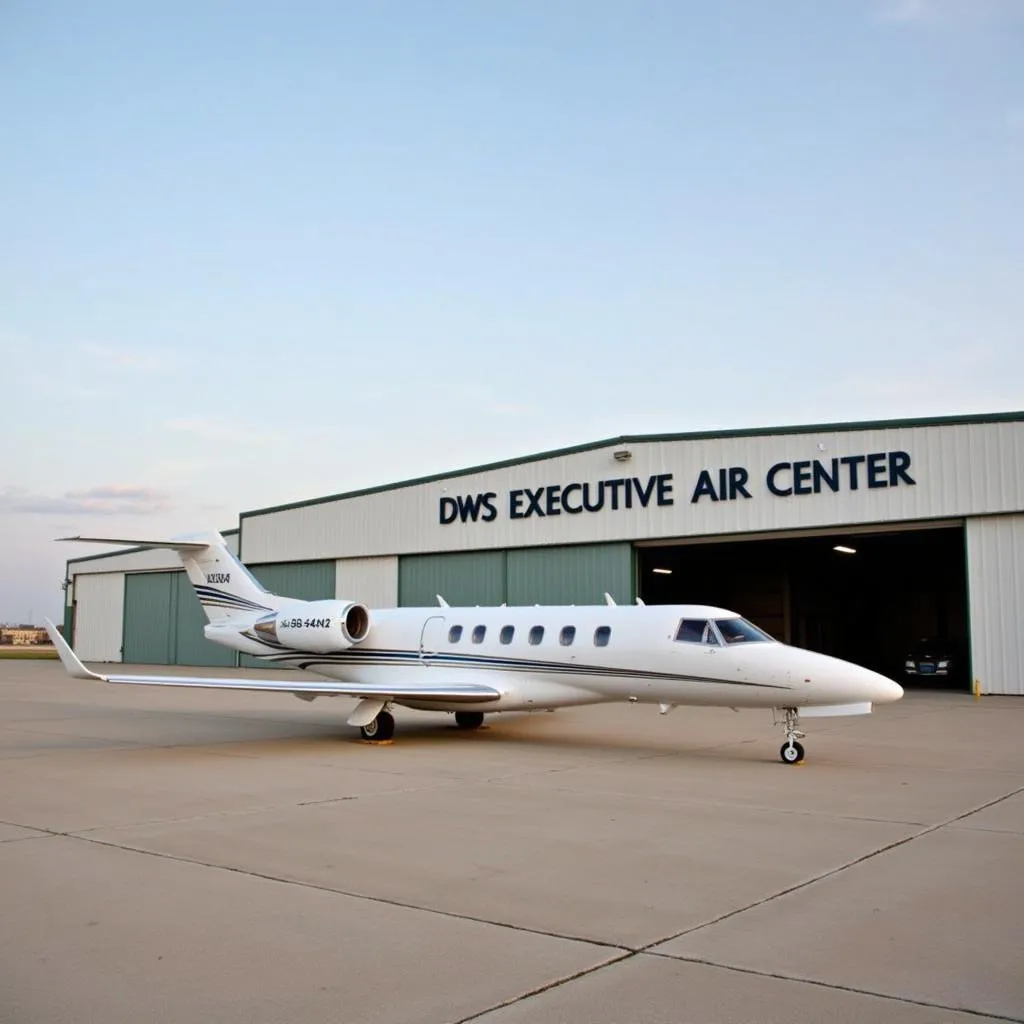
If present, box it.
[57,535,209,551]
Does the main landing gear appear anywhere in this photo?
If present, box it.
[360,710,395,742]
[777,707,806,765]
[359,709,486,741]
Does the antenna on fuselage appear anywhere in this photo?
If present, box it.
[604,593,616,606]
[436,595,449,607]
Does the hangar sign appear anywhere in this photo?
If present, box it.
[438,451,915,524]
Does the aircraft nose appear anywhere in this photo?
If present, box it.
[874,675,904,703]
[794,651,905,705]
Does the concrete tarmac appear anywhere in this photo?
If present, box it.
[1,660,1021,1023]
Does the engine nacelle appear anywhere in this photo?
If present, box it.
[253,600,371,653]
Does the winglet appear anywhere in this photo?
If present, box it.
[44,619,107,682]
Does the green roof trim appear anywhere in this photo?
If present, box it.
[241,410,1024,519]
[65,528,239,568]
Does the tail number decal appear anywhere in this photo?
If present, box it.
[282,617,332,630]
[206,573,232,584]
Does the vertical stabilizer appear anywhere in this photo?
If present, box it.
[173,532,281,623]
[60,531,282,624]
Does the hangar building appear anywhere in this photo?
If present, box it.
[65,412,1024,695]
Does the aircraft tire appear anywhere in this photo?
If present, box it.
[779,740,805,765]
[362,711,395,741]
[454,711,484,730]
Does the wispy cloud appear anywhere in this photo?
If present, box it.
[491,401,537,417]
[78,342,170,373]
[878,0,931,22]
[0,485,171,516]
[164,417,275,443]
[877,0,1024,25]
[844,343,1021,411]
[0,326,32,354]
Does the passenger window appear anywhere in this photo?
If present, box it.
[529,626,544,645]
[500,625,514,645]
[674,619,719,645]
[559,625,576,646]
[594,626,611,647]
[448,625,463,643]
[472,625,486,644]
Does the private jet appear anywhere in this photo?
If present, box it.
[48,531,903,763]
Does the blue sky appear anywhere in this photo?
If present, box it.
[1,0,1022,622]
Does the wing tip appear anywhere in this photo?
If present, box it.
[44,618,106,682]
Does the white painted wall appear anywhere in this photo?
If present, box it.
[335,556,398,608]
[966,513,1024,696]
[73,573,125,662]
[242,420,1024,562]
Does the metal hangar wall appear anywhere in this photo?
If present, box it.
[397,544,634,608]
[65,413,1024,694]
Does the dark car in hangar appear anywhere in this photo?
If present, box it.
[903,638,957,685]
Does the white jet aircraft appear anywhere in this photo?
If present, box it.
[47,531,903,763]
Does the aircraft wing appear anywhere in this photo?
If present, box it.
[44,620,500,704]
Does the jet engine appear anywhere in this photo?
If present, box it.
[253,600,370,653]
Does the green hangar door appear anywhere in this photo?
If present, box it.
[398,551,507,607]
[122,572,236,667]
[241,561,337,668]
[399,544,634,607]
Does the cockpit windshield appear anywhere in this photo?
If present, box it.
[674,619,720,645]
[715,618,773,644]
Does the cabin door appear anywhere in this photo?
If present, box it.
[419,615,447,664]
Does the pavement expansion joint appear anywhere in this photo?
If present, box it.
[647,953,1024,1024]
[636,781,1024,954]
[450,951,636,1024]
[65,830,635,954]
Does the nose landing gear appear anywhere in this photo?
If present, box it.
[776,707,806,764]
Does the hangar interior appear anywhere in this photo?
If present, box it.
[637,524,969,688]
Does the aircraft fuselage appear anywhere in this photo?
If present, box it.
[208,603,903,714]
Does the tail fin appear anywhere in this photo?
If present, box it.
[59,531,281,624]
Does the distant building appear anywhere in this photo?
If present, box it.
[0,627,49,645]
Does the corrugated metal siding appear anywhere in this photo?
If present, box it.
[172,573,236,667]
[73,573,125,662]
[123,573,175,664]
[398,551,506,607]
[507,544,634,606]
[242,420,1024,563]
[397,544,634,608]
[966,514,1024,696]
[248,561,335,601]
[336,556,398,608]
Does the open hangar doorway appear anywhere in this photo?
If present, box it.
[636,522,970,690]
